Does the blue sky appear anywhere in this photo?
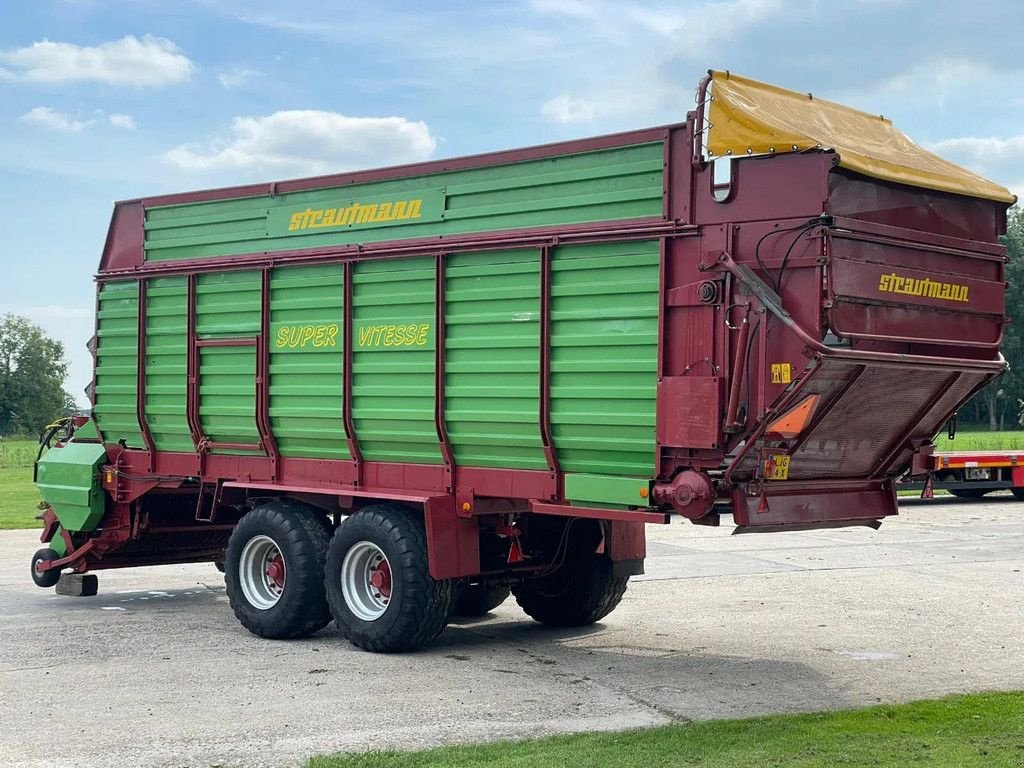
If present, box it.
[1,0,1022,400]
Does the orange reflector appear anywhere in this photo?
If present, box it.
[639,487,649,498]
[766,394,820,439]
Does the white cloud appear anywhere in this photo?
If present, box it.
[0,35,194,86]
[108,113,137,130]
[928,135,1024,202]
[534,0,782,123]
[541,95,597,124]
[218,66,262,88]
[930,135,1024,159]
[164,111,438,177]
[20,106,93,133]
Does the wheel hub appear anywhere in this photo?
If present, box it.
[340,541,393,621]
[369,559,391,599]
[266,554,285,590]
[238,535,286,610]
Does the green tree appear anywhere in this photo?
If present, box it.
[0,314,76,436]
[972,205,1024,429]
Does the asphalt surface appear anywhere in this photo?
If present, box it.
[2,495,1023,768]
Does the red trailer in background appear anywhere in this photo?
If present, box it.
[904,445,1024,499]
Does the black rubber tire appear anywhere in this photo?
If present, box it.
[1012,488,1024,501]
[949,488,989,499]
[224,500,332,639]
[326,505,453,653]
[451,583,511,617]
[31,548,61,589]
[513,550,629,628]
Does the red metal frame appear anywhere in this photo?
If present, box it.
[434,253,455,492]
[99,219,680,280]
[342,260,362,484]
[256,269,279,478]
[538,245,561,494]
[134,278,156,470]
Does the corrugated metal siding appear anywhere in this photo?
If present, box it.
[144,143,664,261]
[195,271,261,451]
[445,250,547,470]
[93,280,145,447]
[550,240,659,478]
[352,257,441,464]
[144,276,192,452]
[268,264,349,459]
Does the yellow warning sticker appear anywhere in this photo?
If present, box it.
[765,454,791,481]
[771,362,792,384]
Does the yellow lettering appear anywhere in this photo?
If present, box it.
[359,326,373,346]
[416,324,429,345]
[326,324,339,346]
[383,325,396,346]
[276,327,290,347]
[406,199,422,219]
[391,201,407,220]
[313,326,327,347]
[376,202,392,221]
[355,204,378,224]
[288,213,303,231]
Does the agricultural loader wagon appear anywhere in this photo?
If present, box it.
[30,71,1015,651]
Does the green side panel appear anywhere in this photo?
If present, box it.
[195,270,261,337]
[445,249,547,470]
[563,473,653,508]
[352,257,441,464]
[550,240,660,488]
[269,264,350,459]
[70,418,100,442]
[49,528,68,557]
[35,442,107,532]
[93,280,145,448]
[196,271,261,453]
[144,142,665,261]
[144,276,193,452]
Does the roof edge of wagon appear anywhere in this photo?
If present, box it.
[118,122,690,210]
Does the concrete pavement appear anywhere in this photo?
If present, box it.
[1,495,1022,767]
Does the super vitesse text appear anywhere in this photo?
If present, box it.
[274,323,432,350]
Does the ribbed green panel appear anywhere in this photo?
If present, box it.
[195,271,261,337]
[94,280,145,447]
[269,264,349,459]
[144,142,664,261]
[144,276,192,452]
[445,250,546,470]
[550,240,659,478]
[198,346,260,449]
[352,257,441,464]
[196,271,261,452]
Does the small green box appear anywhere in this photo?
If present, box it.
[36,442,107,533]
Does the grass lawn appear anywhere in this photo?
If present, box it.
[934,429,1024,452]
[0,440,42,530]
[309,692,1024,768]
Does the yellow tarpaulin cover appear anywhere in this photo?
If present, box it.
[706,70,1016,204]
